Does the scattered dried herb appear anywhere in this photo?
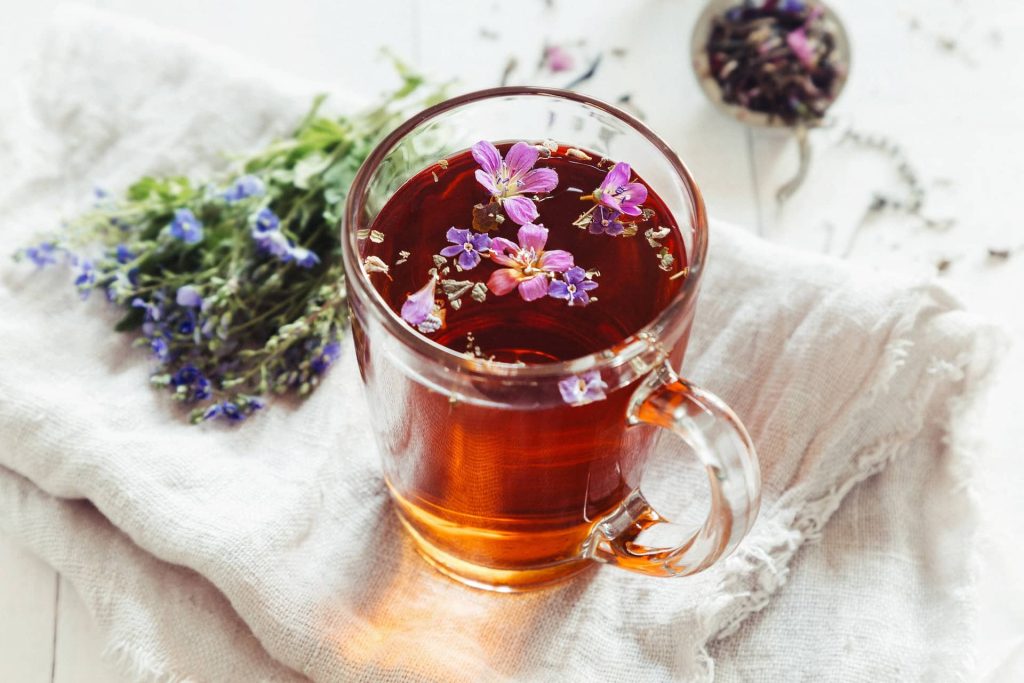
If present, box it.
[705,0,846,126]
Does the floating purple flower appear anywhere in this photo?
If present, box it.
[176,285,203,308]
[549,267,598,306]
[488,223,574,302]
[401,276,443,333]
[472,140,559,225]
[558,370,608,406]
[223,175,266,203]
[440,227,492,270]
[169,208,203,245]
[592,162,647,216]
[588,206,625,236]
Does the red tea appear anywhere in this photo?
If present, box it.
[358,141,688,586]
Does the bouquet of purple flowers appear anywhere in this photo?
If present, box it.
[15,69,436,424]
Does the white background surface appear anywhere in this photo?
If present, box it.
[1,0,1022,680]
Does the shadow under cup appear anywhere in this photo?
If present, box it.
[342,87,759,591]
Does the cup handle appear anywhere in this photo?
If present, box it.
[585,362,761,577]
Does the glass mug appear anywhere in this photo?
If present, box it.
[341,87,760,591]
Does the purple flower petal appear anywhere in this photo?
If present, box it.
[548,279,570,300]
[538,249,574,273]
[175,285,203,308]
[502,195,539,225]
[446,227,471,244]
[475,169,498,195]
[440,244,463,257]
[618,182,648,215]
[400,277,436,326]
[504,142,539,177]
[517,223,549,251]
[470,233,492,252]
[579,279,599,291]
[471,140,502,175]
[518,168,559,195]
[600,162,631,194]
[491,236,518,254]
[487,268,521,296]
[563,266,586,285]
[457,249,481,270]
[517,274,549,302]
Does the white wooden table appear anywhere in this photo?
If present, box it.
[2,0,1022,680]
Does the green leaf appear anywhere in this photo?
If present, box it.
[292,153,334,190]
[114,306,145,332]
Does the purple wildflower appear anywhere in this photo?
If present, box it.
[289,246,320,269]
[440,227,492,270]
[169,208,203,245]
[488,223,574,302]
[543,45,574,73]
[176,309,198,336]
[176,285,203,308]
[311,341,342,374]
[115,243,134,264]
[150,337,170,362]
[253,207,280,233]
[202,401,245,422]
[588,206,625,236]
[401,276,443,333]
[223,175,266,203]
[592,162,647,216]
[132,297,163,322]
[472,140,559,225]
[24,242,59,268]
[171,364,212,402]
[250,208,319,267]
[548,267,598,306]
[558,370,608,406]
[73,260,96,299]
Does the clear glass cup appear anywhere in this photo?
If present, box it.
[342,87,761,592]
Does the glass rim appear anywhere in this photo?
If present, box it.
[341,85,709,380]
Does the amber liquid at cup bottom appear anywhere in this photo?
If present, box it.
[357,146,688,589]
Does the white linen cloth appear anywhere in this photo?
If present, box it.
[0,7,1003,682]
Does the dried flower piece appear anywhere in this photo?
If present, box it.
[645,226,671,248]
[657,247,675,272]
[472,201,505,233]
[362,256,391,277]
